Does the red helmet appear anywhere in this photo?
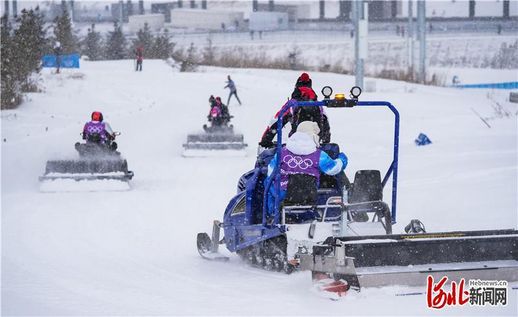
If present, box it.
[91,111,103,122]
[299,72,310,83]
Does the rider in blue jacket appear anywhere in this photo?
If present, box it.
[266,121,347,216]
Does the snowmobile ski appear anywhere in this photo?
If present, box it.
[196,224,229,262]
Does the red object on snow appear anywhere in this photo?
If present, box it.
[313,272,349,298]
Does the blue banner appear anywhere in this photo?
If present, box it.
[452,82,518,90]
[42,53,80,68]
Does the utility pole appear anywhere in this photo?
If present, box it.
[127,0,133,16]
[118,0,124,28]
[69,0,74,22]
[417,0,426,84]
[12,0,17,18]
[3,0,8,19]
[407,0,414,78]
[138,0,144,14]
[354,1,368,89]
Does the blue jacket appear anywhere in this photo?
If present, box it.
[267,132,347,179]
[265,132,347,215]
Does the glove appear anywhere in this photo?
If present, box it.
[338,153,348,168]
[259,139,274,148]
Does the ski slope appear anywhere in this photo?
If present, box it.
[1,60,517,315]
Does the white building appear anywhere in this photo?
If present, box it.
[169,9,244,31]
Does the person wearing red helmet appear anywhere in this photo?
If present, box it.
[258,72,331,148]
[82,111,115,144]
[290,72,331,144]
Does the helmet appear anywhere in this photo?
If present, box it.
[91,111,103,122]
[299,72,310,83]
[295,72,312,88]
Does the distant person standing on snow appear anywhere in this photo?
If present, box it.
[135,46,143,71]
[224,75,242,106]
[54,41,62,74]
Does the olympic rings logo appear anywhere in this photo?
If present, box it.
[283,154,314,170]
[88,126,103,133]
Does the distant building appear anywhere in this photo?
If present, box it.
[169,9,244,31]
[151,2,179,23]
[128,14,165,32]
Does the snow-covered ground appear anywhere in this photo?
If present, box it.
[1,60,517,315]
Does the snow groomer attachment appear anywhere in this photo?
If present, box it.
[183,99,247,157]
[40,132,134,192]
[296,92,518,298]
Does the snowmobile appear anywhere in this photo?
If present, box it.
[182,104,247,157]
[197,87,389,268]
[197,86,518,297]
[39,132,134,192]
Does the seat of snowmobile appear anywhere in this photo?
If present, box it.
[348,170,382,203]
[284,174,318,206]
[283,174,320,223]
[345,170,391,228]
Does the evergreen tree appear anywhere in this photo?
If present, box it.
[179,43,198,72]
[53,7,77,53]
[105,21,127,60]
[151,29,174,59]
[13,7,47,91]
[1,16,22,109]
[82,23,103,60]
[132,22,153,57]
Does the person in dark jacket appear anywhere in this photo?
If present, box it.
[209,95,216,108]
[258,73,331,148]
[215,96,230,121]
[290,73,331,143]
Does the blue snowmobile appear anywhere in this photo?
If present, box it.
[197,86,392,269]
[197,86,518,293]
